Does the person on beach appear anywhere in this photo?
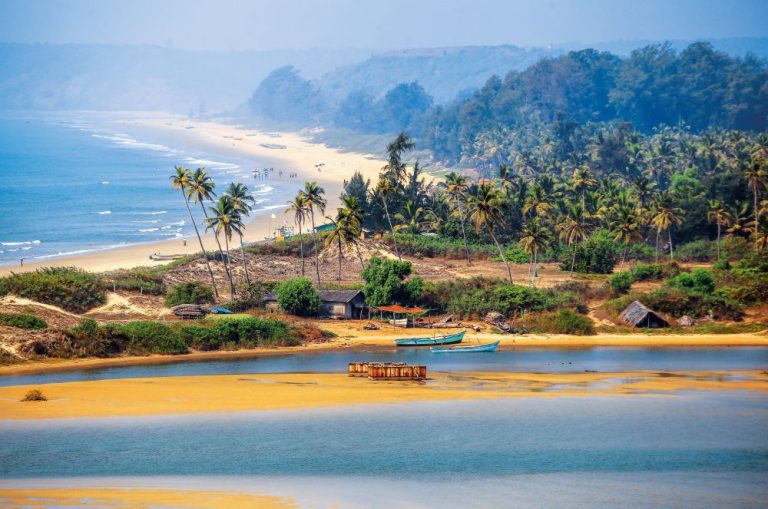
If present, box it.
[20,258,23,267]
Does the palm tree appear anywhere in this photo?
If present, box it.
[742,158,767,246]
[440,172,472,265]
[519,218,553,286]
[303,181,327,288]
[611,204,643,268]
[468,183,513,283]
[384,132,415,182]
[651,192,684,261]
[375,177,401,260]
[726,202,754,239]
[170,166,218,298]
[522,182,553,219]
[557,202,590,274]
[340,195,366,266]
[324,207,364,280]
[286,192,309,276]
[188,168,231,283]
[707,199,732,260]
[224,182,255,285]
[205,196,239,297]
[394,200,426,233]
[572,165,597,209]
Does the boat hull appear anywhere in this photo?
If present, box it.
[395,330,465,347]
[431,340,500,353]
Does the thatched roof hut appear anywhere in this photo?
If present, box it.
[172,304,208,320]
[619,301,669,328]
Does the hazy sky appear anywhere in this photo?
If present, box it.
[1,0,766,51]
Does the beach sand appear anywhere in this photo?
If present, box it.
[0,112,385,276]
[2,370,766,420]
[0,488,296,509]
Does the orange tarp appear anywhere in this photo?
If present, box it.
[376,305,426,314]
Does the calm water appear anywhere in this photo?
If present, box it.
[2,396,767,507]
[1,347,766,387]
[0,112,285,266]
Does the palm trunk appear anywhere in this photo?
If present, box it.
[298,218,305,276]
[620,245,628,269]
[655,230,660,263]
[716,223,721,260]
[531,250,538,287]
[457,199,471,265]
[668,229,674,261]
[223,234,236,297]
[382,197,400,260]
[570,241,577,275]
[354,242,365,268]
[528,253,534,284]
[337,236,342,281]
[184,197,218,298]
[755,188,760,250]
[488,227,513,283]
[201,204,232,287]
[310,209,321,289]
[239,234,250,285]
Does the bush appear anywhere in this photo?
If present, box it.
[222,281,278,312]
[22,389,46,402]
[180,317,300,350]
[675,239,717,262]
[104,267,165,295]
[276,278,320,316]
[610,271,635,294]
[361,257,420,307]
[667,269,715,294]
[631,263,664,281]
[550,310,596,335]
[164,282,215,307]
[0,313,47,330]
[387,233,497,260]
[561,230,618,274]
[641,287,742,320]
[0,267,105,313]
[111,321,187,354]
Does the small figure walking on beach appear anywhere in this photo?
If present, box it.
[20,258,24,267]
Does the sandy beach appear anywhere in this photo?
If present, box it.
[0,112,385,276]
[2,370,766,420]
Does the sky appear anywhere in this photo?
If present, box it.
[1,0,766,52]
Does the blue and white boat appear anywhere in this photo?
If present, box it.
[431,340,500,353]
[395,330,465,347]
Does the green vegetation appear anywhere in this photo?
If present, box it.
[111,321,188,355]
[0,313,47,330]
[521,310,596,336]
[180,316,300,350]
[164,282,215,307]
[103,267,165,295]
[361,257,422,307]
[276,277,320,316]
[561,230,618,274]
[0,267,105,313]
[222,281,276,312]
[609,271,634,294]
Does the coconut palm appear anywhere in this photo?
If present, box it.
[522,182,553,219]
[440,172,472,265]
[384,132,415,182]
[651,192,684,261]
[394,200,426,233]
[572,165,597,209]
[205,195,240,297]
[726,202,754,239]
[188,168,231,283]
[303,181,327,288]
[224,182,255,285]
[170,166,218,298]
[611,204,643,268]
[375,177,401,260]
[742,158,767,244]
[286,192,309,276]
[557,202,590,274]
[340,195,366,266]
[519,218,553,286]
[707,199,732,260]
[324,207,364,280]
[468,183,513,282]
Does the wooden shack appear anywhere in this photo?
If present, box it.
[619,301,669,328]
[264,289,367,319]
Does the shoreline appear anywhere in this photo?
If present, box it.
[1,370,766,420]
[0,111,385,275]
[1,331,767,378]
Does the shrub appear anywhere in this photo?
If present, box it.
[0,313,47,330]
[610,271,635,294]
[180,317,300,350]
[561,230,618,274]
[103,267,165,295]
[387,233,497,260]
[631,263,664,281]
[667,269,715,294]
[112,321,187,354]
[22,389,46,402]
[550,310,596,335]
[0,267,105,313]
[675,239,716,262]
[164,282,215,307]
[641,287,742,320]
[223,281,277,312]
[276,278,320,316]
[361,257,418,307]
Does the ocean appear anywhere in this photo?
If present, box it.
[0,112,282,267]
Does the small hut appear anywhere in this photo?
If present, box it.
[619,301,669,328]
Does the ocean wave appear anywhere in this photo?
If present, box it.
[92,133,173,153]
[1,240,41,246]
[97,210,112,215]
[33,248,98,260]
[183,157,240,171]
[102,181,110,185]
[252,185,274,195]
[132,220,161,224]
[167,220,186,226]
[139,228,160,233]
[138,210,168,215]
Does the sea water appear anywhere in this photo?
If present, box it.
[1,396,767,507]
[0,112,283,266]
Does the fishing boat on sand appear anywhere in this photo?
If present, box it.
[431,340,500,353]
[395,330,465,347]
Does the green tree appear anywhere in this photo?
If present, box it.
[440,171,472,265]
[205,196,241,297]
[276,277,320,316]
[375,177,401,260]
[170,166,218,298]
[360,256,418,307]
[519,218,553,286]
[707,199,732,260]
[468,183,513,282]
[651,191,684,261]
[224,182,255,285]
[188,167,232,287]
[303,181,327,288]
[286,192,309,276]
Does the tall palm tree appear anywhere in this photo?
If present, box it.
[205,195,239,297]
[375,177,401,260]
[394,200,426,233]
[707,199,732,260]
[742,158,767,246]
[468,183,513,283]
[188,168,231,284]
[170,166,218,298]
[286,192,309,276]
[572,165,597,209]
[522,182,553,219]
[384,132,415,182]
[441,172,472,265]
[557,202,590,274]
[611,204,643,268]
[340,195,367,266]
[303,181,327,288]
[726,202,754,239]
[224,182,255,285]
[324,207,364,280]
[651,192,684,261]
[519,218,553,286]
